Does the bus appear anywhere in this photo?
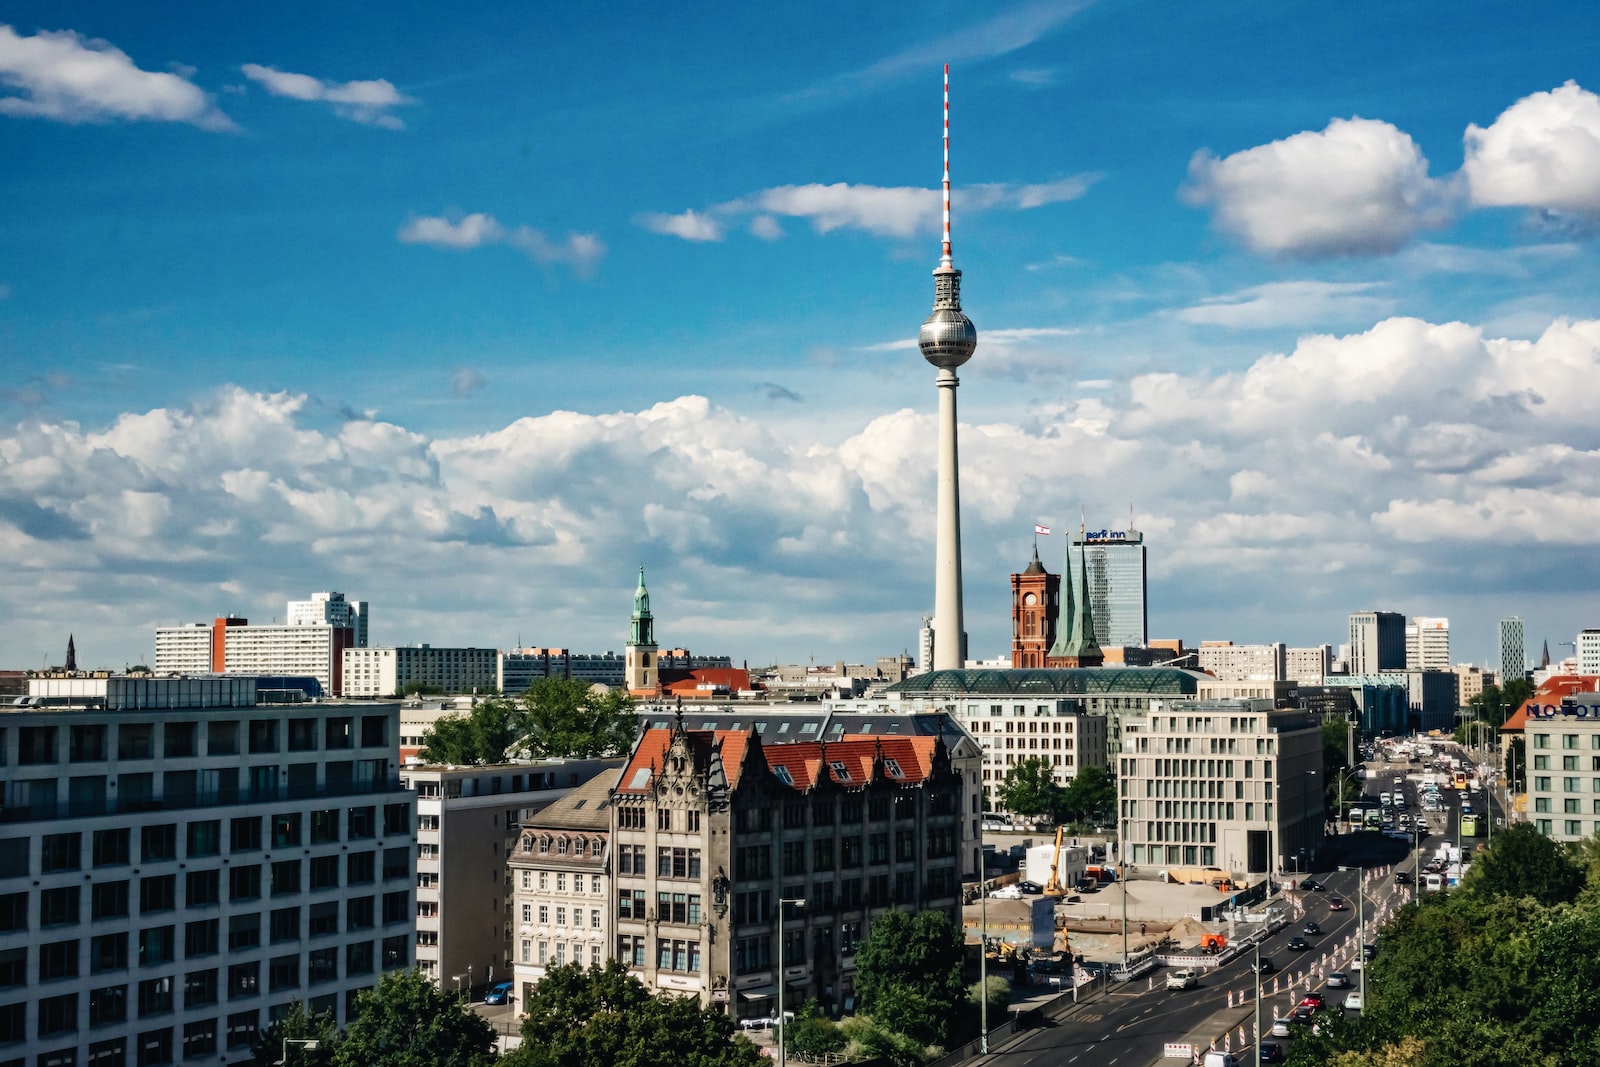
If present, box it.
[1461,812,1480,838]
[1364,808,1384,833]
[1453,771,1468,791]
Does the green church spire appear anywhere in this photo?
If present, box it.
[630,567,654,647]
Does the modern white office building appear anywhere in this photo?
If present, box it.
[0,678,415,1066]
[1576,630,1600,677]
[344,646,498,699]
[401,760,622,999]
[1117,698,1325,879]
[1072,527,1149,649]
[1405,617,1451,671]
[150,625,212,675]
[287,592,369,650]
[1284,646,1333,686]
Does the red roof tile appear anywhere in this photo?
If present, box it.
[613,727,940,797]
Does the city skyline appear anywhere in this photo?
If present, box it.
[3,3,1599,670]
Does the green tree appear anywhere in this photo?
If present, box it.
[1060,766,1115,825]
[995,757,1065,823]
[332,967,495,1067]
[251,1000,338,1067]
[419,698,519,765]
[1464,822,1582,905]
[853,909,966,1046]
[839,1014,928,1067]
[501,960,762,1067]
[512,678,638,759]
[784,1000,847,1060]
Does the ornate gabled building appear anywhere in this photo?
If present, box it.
[608,714,964,1020]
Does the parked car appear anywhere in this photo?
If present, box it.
[1166,968,1201,990]
[1286,936,1310,952]
[1017,880,1043,894]
[1345,991,1364,1011]
[1327,971,1349,989]
[1303,921,1321,935]
[484,982,514,1005]
[1074,878,1098,893]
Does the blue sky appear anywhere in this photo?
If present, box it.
[3,1,1600,673]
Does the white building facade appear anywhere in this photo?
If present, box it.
[286,592,369,649]
[1405,617,1451,671]
[1196,642,1285,682]
[344,646,498,699]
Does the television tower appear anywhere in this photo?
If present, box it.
[918,64,978,671]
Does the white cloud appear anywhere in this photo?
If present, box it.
[641,174,1099,243]
[1183,117,1450,259]
[241,63,414,129]
[398,212,504,249]
[398,212,604,275]
[0,25,233,129]
[1176,280,1395,329]
[636,209,724,242]
[1463,80,1600,217]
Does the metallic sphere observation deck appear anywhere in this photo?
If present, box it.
[919,267,977,369]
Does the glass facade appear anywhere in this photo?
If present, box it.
[1073,533,1148,648]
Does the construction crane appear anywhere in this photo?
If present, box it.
[1043,826,1067,896]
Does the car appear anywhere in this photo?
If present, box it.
[1017,880,1043,894]
[1345,992,1364,1011]
[1291,1005,1318,1025]
[1362,943,1378,960]
[1287,936,1311,952]
[1074,879,1099,893]
[1251,957,1276,974]
[1259,1040,1285,1062]
[1299,992,1326,1009]
[1327,971,1349,989]
[1271,1017,1292,1037]
[990,885,1024,900]
[484,981,514,1005]
[1395,871,1414,885]
[1303,921,1322,935]
[1328,897,1348,911]
[1298,877,1325,892]
[1166,968,1201,990]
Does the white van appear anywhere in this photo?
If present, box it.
[1379,792,1392,807]
[1203,1053,1239,1067]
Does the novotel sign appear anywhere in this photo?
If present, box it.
[1527,703,1600,719]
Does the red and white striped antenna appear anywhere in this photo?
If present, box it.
[941,63,953,268]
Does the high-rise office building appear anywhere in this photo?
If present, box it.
[1499,617,1527,683]
[1072,527,1148,649]
[287,592,369,649]
[1578,630,1600,677]
[1405,617,1451,671]
[1348,611,1405,675]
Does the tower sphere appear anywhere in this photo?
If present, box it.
[919,275,977,369]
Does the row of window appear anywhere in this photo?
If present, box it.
[1,889,412,947]
[2,807,410,880]
[733,830,932,879]
[519,871,603,895]
[1531,777,1600,794]
[1531,733,1600,750]
[1532,755,1600,772]
[1535,818,1591,838]
[522,904,604,928]
[4,715,387,765]
[524,940,604,968]
[1533,796,1600,814]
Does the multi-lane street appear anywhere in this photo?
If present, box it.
[980,743,1490,1066]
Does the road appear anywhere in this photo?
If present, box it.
[977,751,1465,1066]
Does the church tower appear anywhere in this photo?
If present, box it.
[1010,546,1058,668]
[625,567,660,695]
[1046,533,1104,668]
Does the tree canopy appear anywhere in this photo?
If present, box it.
[500,960,762,1067]
[332,968,495,1067]
[852,909,967,1046]
[250,999,338,1067]
[1059,765,1116,825]
[994,757,1063,822]
[418,679,637,764]
[1285,826,1600,1067]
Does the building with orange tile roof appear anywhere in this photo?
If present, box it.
[607,710,965,1021]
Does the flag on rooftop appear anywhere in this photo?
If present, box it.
[1034,524,1050,536]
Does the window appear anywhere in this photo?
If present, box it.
[93,828,130,868]
[272,860,302,897]
[0,892,24,933]
[38,992,78,1037]
[0,946,24,988]
[347,851,375,885]
[41,886,80,927]
[346,897,374,931]
[140,875,176,915]
[136,1027,172,1066]
[182,1018,217,1059]
[271,906,301,943]
[658,809,673,831]
[271,814,302,848]
[288,718,318,752]
[226,1009,258,1048]
[384,803,410,836]
[311,809,340,844]
[39,939,78,982]
[137,975,173,1017]
[137,925,174,966]
[311,901,339,936]
[18,725,57,764]
[42,833,81,873]
[348,806,376,839]
[90,932,128,973]
[71,724,107,762]
[229,865,261,902]
[309,947,338,984]
[228,961,259,1000]
[248,719,278,754]
[89,984,128,1026]
[185,918,219,957]
[227,913,260,955]
[163,722,196,759]
[93,881,129,921]
[346,941,374,976]
[310,856,339,890]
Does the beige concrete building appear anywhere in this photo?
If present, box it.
[1196,641,1284,682]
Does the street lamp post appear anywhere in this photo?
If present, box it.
[1253,938,1262,1058]
[777,897,805,1067]
[979,879,988,1054]
[1338,866,1366,1011]
[279,1038,320,1065]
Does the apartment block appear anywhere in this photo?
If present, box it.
[344,646,498,699]
[1524,694,1600,843]
[1196,642,1285,682]
[0,678,415,1066]
[1284,646,1333,686]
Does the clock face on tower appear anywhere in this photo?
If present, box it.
[1024,593,1037,606]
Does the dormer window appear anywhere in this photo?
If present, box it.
[538,835,551,854]
[773,765,794,787]
[884,759,905,779]
[556,837,568,855]
[830,761,851,782]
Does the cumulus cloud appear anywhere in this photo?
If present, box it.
[398,212,605,275]
[9,314,1600,670]
[1183,117,1451,258]
[241,63,414,128]
[639,175,1099,243]
[0,24,233,129]
[1463,81,1600,219]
